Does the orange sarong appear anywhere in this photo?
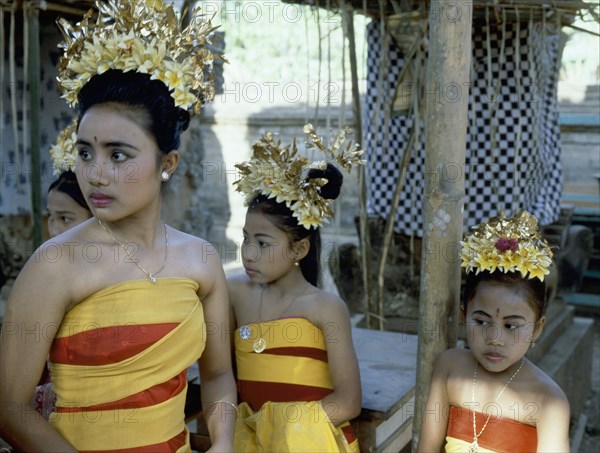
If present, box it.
[445,405,537,453]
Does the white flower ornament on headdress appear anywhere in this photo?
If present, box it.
[234,124,365,229]
[49,119,78,175]
[460,211,554,281]
[56,0,221,114]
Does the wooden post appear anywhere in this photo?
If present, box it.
[412,1,471,448]
[27,6,42,249]
[342,3,374,329]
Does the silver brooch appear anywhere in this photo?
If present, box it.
[239,325,252,340]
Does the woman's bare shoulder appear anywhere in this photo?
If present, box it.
[166,228,225,276]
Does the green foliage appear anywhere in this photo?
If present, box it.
[203,0,368,83]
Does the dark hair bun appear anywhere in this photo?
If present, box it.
[308,163,343,200]
[176,109,191,133]
[78,70,189,152]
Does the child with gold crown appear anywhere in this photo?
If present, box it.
[417,211,570,452]
[228,125,364,452]
[0,1,236,451]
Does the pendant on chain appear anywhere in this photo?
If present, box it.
[469,440,478,453]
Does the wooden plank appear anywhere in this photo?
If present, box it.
[352,328,417,414]
[559,113,600,127]
[351,328,417,452]
[376,395,414,447]
[584,269,600,280]
[563,293,600,308]
[377,415,413,453]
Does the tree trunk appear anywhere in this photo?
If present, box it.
[412,1,472,448]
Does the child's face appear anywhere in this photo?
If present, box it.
[241,211,298,284]
[465,281,544,373]
[47,189,92,237]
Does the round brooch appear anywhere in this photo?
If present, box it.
[239,325,252,340]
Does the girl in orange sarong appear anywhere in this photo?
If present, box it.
[417,211,570,453]
[0,2,236,451]
[229,128,364,452]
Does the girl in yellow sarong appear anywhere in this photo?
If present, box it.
[417,212,570,453]
[0,2,236,451]
[228,127,364,452]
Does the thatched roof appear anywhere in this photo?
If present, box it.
[283,0,597,25]
[1,1,96,16]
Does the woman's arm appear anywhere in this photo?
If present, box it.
[536,389,570,453]
[0,247,77,452]
[416,351,452,453]
[198,246,236,452]
[319,295,362,425]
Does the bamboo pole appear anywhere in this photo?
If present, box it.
[0,6,4,173]
[412,0,471,448]
[341,3,372,329]
[375,128,415,329]
[27,5,42,248]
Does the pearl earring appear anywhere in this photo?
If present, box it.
[161,171,170,181]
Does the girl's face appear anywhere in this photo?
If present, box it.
[241,210,299,284]
[47,189,92,237]
[465,281,545,373]
[75,104,165,222]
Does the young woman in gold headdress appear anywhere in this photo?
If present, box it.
[417,211,570,453]
[228,126,363,452]
[0,1,235,451]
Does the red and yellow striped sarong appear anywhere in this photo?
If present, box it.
[48,278,205,452]
[445,405,537,452]
[234,317,359,453]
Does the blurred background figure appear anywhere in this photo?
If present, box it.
[46,170,92,238]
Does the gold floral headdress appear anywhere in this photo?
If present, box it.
[461,211,554,281]
[49,119,78,175]
[234,124,365,229]
[56,0,220,114]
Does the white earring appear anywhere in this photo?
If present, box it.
[161,171,170,181]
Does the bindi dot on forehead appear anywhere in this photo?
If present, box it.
[94,136,98,142]
[496,308,500,317]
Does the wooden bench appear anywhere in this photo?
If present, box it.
[351,327,417,453]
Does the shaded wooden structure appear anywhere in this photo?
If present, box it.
[0,0,597,451]
[286,0,597,450]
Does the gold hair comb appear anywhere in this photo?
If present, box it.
[56,0,221,114]
[461,211,554,281]
[234,124,364,229]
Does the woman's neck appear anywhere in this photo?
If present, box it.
[97,213,164,248]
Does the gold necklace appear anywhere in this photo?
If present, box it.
[469,356,525,452]
[252,283,308,353]
[98,219,168,284]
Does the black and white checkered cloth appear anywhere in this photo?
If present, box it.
[364,19,562,237]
